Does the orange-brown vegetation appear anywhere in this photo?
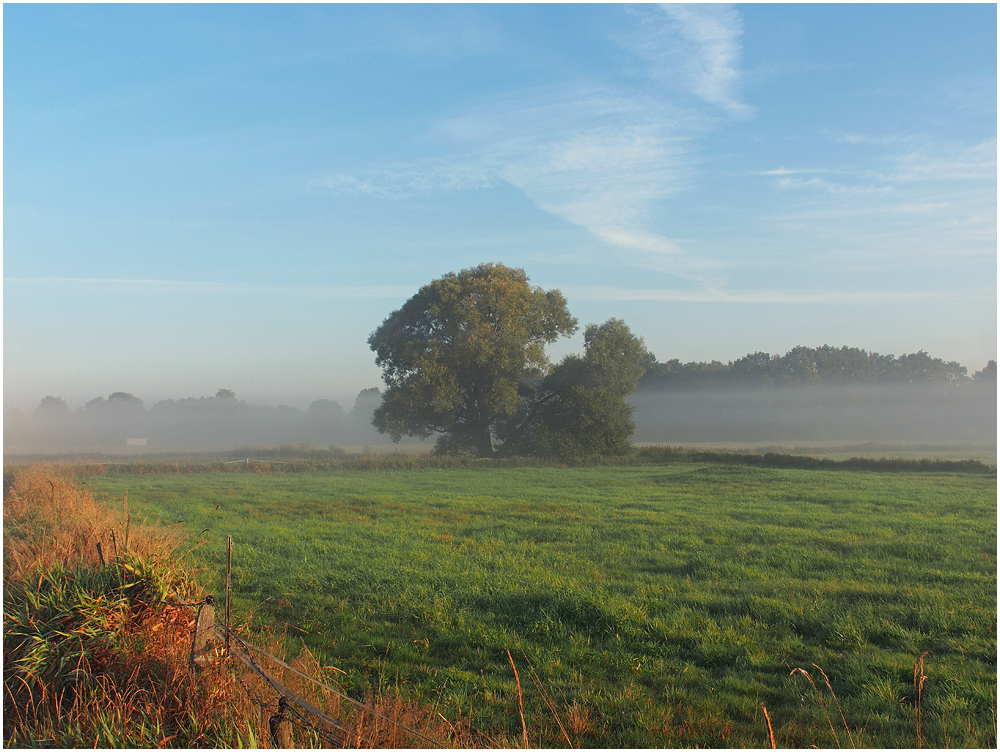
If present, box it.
[3,467,473,748]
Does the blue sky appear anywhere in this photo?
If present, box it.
[4,3,996,411]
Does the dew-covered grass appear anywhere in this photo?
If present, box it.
[89,460,996,748]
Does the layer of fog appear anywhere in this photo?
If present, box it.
[628,382,996,447]
[5,380,995,459]
[3,388,409,456]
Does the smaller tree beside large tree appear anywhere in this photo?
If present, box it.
[502,318,651,459]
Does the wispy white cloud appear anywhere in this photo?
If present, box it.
[318,5,753,282]
[4,277,241,295]
[773,176,892,196]
[318,160,493,199]
[567,285,996,305]
[760,167,837,177]
[891,139,997,182]
[827,130,893,146]
[756,135,996,266]
[655,3,753,118]
[4,277,413,298]
[596,229,682,255]
[322,88,705,273]
[798,135,996,185]
[477,111,693,257]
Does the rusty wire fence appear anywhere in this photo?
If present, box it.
[169,535,446,749]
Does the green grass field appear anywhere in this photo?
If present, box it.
[87,460,996,748]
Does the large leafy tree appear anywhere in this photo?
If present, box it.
[369,263,578,457]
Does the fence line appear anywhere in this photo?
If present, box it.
[226,641,344,747]
[162,548,445,748]
[220,620,444,747]
[226,626,445,746]
[224,458,290,465]
[228,640,349,743]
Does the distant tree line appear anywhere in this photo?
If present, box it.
[9,350,995,457]
[7,257,996,461]
[640,346,996,391]
[7,388,389,454]
[630,349,995,445]
[363,262,996,460]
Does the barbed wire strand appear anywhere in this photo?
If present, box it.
[165,588,445,747]
[164,598,209,608]
[219,622,444,748]
[229,640,351,737]
[168,597,347,744]
[285,700,346,747]
[234,664,345,748]
[233,667,274,713]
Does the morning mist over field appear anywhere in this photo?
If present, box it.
[3,5,996,453]
[5,346,996,457]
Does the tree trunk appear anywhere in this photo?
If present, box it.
[469,392,495,458]
[474,408,496,459]
[474,420,495,458]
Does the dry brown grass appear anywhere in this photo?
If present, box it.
[3,465,183,580]
[914,651,929,749]
[226,629,476,748]
[2,465,479,748]
[46,606,257,746]
[761,703,776,749]
[565,700,591,736]
[3,465,254,747]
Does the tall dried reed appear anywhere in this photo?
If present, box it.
[914,651,929,749]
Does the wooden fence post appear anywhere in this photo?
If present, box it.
[190,599,217,669]
[270,697,293,748]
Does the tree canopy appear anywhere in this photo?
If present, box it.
[369,263,578,457]
[368,263,650,459]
